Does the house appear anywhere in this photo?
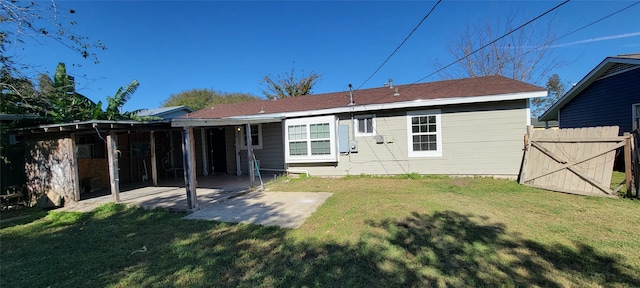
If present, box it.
[531,117,558,130]
[539,53,640,133]
[173,76,546,181]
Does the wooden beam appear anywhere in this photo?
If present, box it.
[246,124,255,188]
[70,133,81,202]
[624,132,633,198]
[519,126,534,184]
[182,127,198,209]
[201,128,209,176]
[150,131,158,186]
[532,137,627,143]
[107,132,120,202]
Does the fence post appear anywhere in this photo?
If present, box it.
[624,133,633,198]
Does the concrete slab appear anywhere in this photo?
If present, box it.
[184,191,333,229]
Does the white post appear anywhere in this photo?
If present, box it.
[182,127,198,209]
[235,127,242,176]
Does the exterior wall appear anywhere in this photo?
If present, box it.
[289,99,529,177]
[25,136,78,206]
[237,122,285,174]
[224,127,238,175]
[559,68,640,134]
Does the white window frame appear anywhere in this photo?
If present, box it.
[240,124,263,150]
[354,114,376,137]
[284,115,337,163]
[406,109,442,158]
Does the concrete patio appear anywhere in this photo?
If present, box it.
[59,174,257,212]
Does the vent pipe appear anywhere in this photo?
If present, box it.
[348,84,355,106]
[389,78,394,89]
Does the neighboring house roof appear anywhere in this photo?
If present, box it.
[539,53,640,121]
[531,117,558,128]
[136,106,194,119]
[0,113,40,121]
[181,76,545,122]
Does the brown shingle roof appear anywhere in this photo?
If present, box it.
[184,75,544,119]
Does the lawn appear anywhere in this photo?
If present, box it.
[1,175,639,287]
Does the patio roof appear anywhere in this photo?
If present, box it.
[14,119,173,135]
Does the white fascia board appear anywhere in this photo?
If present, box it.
[171,116,284,127]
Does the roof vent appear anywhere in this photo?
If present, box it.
[388,78,394,89]
[259,106,265,113]
[393,88,400,96]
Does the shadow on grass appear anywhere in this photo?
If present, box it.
[2,206,639,287]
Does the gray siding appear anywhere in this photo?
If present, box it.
[237,123,285,175]
[560,67,640,134]
[289,100,529,177]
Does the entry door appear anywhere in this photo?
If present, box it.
[208,128,227,174]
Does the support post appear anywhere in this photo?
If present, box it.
[624,133,633,198]
[182,127,198,209]
[150,131,158,186]
[246,124,255,188]
[235,127,242,176]
[107,132,120,202]
[201,128,209,176]
[70,133,81,202]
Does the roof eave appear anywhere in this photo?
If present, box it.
[539,57,640,121]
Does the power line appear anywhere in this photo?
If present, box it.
[356,0,443,90]
[411,0,571,84]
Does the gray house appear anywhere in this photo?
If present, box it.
[173,76,546,179]
[539,53,640,133]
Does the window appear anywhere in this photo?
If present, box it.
[354,114,376,137]
[285,115,337,163]
[240,124,262,149]
[407,110,442,157]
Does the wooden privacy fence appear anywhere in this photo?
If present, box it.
[519,126,636,198]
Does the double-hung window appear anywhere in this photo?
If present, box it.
[285,115,337,163]
[354,114,376,137]
[240,124,262,149]
[407,110,442,157]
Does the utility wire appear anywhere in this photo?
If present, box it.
[412,0,571,84]
[356,0,443,90]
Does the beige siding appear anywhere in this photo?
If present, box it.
[290,100,528,177]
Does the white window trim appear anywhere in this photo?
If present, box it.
[354,114,376,137]
[240,124,263,150]
[406,109,443,158]
[284,115,338,163]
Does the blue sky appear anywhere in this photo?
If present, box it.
[8,0,640,112]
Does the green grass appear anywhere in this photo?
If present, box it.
[2,177,640,287]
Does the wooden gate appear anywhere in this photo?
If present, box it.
[519,126,630,198]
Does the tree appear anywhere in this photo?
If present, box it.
[1,0,106,78]
[44,63,98,122]
[531,73,566,117]
[162,89,260,111]
[100,79,144,121]
[437,13,563,85]
[260,68,321,99]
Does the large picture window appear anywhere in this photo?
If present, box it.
[407,110,442,157]
[285,116,337,163]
